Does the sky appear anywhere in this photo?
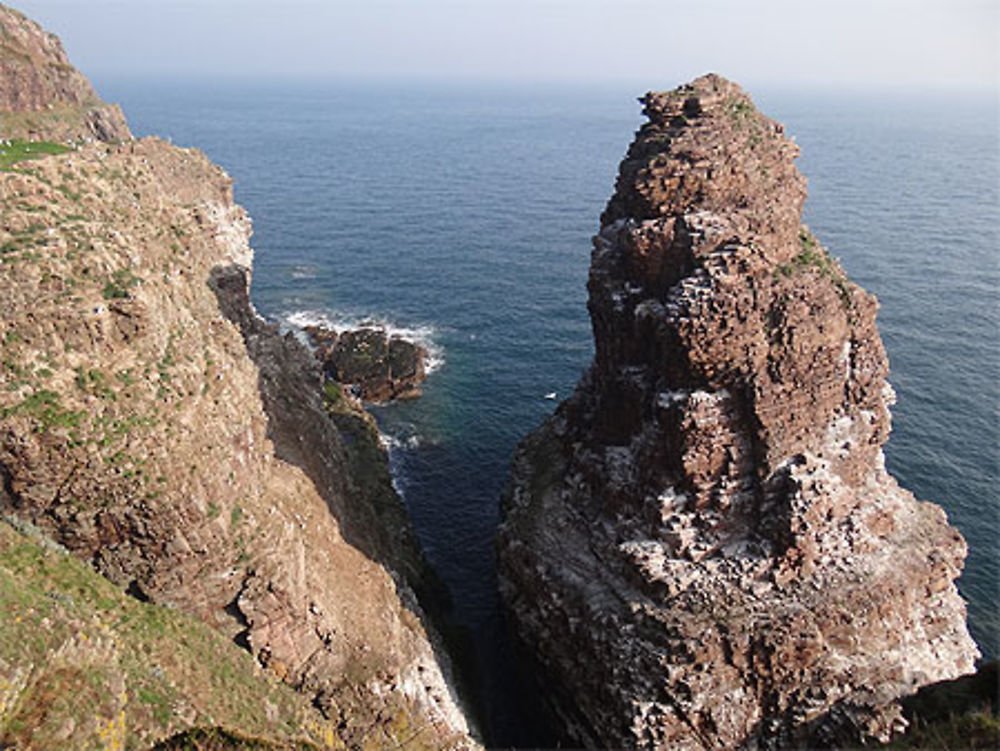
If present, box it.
[10,0,999,92]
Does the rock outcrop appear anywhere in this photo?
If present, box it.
[0,6,475,748]
[0,3,130,142]
[497,74,979,750]
[304,324,428,403]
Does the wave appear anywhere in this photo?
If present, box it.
[378,432,425,452]
[288,264,319,280]
[378,426,438,499]
[283,308,445,374]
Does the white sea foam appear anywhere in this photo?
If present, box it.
[378,432,424,451]
[657,390,689,408]
[289,265,319,280]
[284,307,441,505]
[378,428,434,499]
[284,309,445,374]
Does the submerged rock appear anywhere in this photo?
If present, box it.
[304,324,428,402]
[497,74,979,750]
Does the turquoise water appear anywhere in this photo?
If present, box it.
[102,77,998,743]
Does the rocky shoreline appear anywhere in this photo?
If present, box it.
[0,6,478,748]
[303,323,428,403]
[0,5,989,749]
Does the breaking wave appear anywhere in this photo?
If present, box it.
[283,308,445,374]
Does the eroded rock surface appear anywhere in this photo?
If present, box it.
[497,74,978,750]
[304,324,427,403]
[0,8,475,748]
[0,4,130,142]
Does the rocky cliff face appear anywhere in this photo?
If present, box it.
[0,4,130,142]
[497,74,978,750]
[0,7,475,748]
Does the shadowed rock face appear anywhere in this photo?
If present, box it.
[497,74,978,750]
[0,4,131,141]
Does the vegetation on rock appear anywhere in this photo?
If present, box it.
[0,518,336,749]
[499,74,978,750]
[0,5,477,749]
[0,138,71,170]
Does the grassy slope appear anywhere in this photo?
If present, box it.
[0,139,72,171]
[0,517,335,750]
[0,135,473,751]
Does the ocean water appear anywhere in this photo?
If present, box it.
[101,77,998,744]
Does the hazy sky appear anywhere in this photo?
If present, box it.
[11,0,999,91]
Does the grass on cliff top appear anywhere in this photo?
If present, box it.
[776,228,838,277]
[0,517,330,749]
[884,709,999,750]
[0,139,71,170]
[0,105,112,145]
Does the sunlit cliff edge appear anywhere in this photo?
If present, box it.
[0,5,478,748]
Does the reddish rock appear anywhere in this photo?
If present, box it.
[0,5,130,141]
[0,9,475,748]
[304,324,427,403]
[497,74,978,750]
[303,323,339,355]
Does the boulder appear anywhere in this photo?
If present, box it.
[304,324,427,403]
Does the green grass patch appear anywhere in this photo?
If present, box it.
[0,388,85,430]
[886,662,999,749]
[886,709,999,749]
[727,97,754,120]
[0,139,71,170]
[55,184,81,201]
[321,379,347,413]
[0,520,337,748]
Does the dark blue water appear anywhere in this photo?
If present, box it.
[100,77,999,739]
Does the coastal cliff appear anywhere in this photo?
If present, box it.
[0,5,129,142]
[0,6,476,748]
[497,75,979,749]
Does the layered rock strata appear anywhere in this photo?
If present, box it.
[304,324,428,403]
[497,74,978,750]
[0,7,475,748]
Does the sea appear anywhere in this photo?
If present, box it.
[98,76,999,746]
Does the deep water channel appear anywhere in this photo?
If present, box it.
[106,77,999,745]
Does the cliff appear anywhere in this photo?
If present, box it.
[497,74,979,749]
[0,6,475,748]
[0,4,130,142]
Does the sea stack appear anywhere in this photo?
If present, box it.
[497,74,978,749]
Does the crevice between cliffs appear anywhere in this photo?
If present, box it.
[206,263,486,739]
